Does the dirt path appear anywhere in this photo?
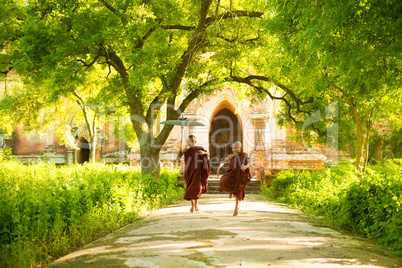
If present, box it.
[50,194,402,268]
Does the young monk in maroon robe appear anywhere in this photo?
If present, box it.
[217,141,251,216]
[183,135,211,212]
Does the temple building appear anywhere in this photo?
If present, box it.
[154,87,328,179]
[1,86,329,179]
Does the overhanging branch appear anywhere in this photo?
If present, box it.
[155,78,215,146]
[161,25,196,31]
[217,34,260,44]
[77,53,101,70]
[206,10,264,25]
[137,26,158,49]
[229,75,325,135]
[98,0,119,15]
[169,0,213,95]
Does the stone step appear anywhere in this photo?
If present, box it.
[177,175,262,194]
[207,179,261,194]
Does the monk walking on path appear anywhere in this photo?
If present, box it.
[183,135,211,212]
[218,141,251,216]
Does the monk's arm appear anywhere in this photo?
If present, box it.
[241,157,251,171]
[218,157,229,169]
[217,155,232,176]
[199,150,210,157]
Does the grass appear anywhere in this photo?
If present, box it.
[0,161,184,267]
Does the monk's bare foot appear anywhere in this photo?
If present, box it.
[190,207,194,213]
[229,193,232,199]
[233,208,238,216]
[195,206,199,212]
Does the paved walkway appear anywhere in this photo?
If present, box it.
[50,195,402,268]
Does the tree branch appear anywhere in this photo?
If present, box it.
[229,75,325,135]
[77,53,101,70]
[177,79,216,114]
[231,75,316,105]
[100,45,126,76]
[155,79,215,146]
[206,10,264,25]
[169,0,213,94]
[137,26,158,49]
[73,91,94,136]
[216,34,260,44]
[100,44,144,117]
[145,73,182,126]
[154,90,199,147]
[145,87,169,125]
[98,0,119,15]
[160,25,196,31]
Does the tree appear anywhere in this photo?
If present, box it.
[230,0,402,180]
[1,60,112,163]
[1,1,114,162]
[0,0,26,134]
[15,0,266,178]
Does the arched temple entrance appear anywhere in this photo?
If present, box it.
[209,108,242,174]
[76,137,90,164]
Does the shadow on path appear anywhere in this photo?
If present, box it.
[50,195,402,268]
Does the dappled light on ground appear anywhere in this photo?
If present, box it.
[50,195,402,268]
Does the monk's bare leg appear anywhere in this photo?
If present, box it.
[195,199,199,211]
[233,197,239,216]
[190,199,195,213]
[229,193,232,199]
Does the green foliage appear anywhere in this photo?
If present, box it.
[343,161,402,250]
[0,0,26,75]
[3,0,270,176]
[0,148,13,161]
[259,0,402,165]
[386,129,402,159]
[370,128,402,161]
[260,160,402,254]
[0,162,183,267]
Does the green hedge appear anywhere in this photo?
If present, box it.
[260,160,402,254]
[0,161,184,267]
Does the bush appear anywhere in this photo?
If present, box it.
[341,161,402,250]
[0,148,13,161]
[260,160,402,254]
[0,162,184,267]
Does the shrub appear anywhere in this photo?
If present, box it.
[340,161,402,251]
[260,160,402,254]
[0,162,184,267]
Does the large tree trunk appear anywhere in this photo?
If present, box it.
[74,92,98,163]
[361,121,372,176]
[89,117,97,163]
[140,142,161,180]
[339,86,366,181]
[349,101,366,181]
[352,109,373,181]
[355,116,365,181]
[125,0,213,178]
[373,139,383,164]
[89,137,96,163]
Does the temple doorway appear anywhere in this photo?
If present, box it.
[209,108,242,174]
[76,137,90,164]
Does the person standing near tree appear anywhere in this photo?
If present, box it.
[217,141,251,216]
[183,135,211,212]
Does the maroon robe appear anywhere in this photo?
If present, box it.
[218,152,251,201]
[183,146,211,200]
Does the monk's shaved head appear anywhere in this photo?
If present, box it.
[233,141,242,148]
[187,135,197,147]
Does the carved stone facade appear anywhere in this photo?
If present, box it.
[2,87,328,178]
[155,87,327,180]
